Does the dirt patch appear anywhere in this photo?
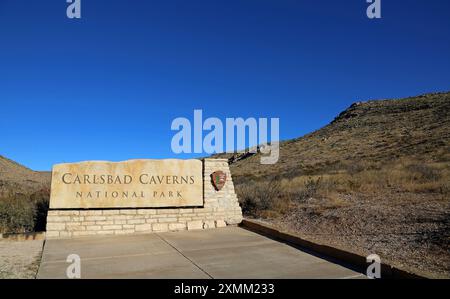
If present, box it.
[265,193,450,278]
[0,239,43,279]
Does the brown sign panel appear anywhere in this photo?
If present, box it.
[211,170,227,191]
[49,159,203,209]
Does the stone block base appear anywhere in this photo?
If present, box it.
[45,208,242,238]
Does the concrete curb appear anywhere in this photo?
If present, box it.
[1,231,46,241]
[240,219,426,279]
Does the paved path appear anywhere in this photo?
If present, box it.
[37,227,365,279]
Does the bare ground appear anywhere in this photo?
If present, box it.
[0,239,43,279]
[265,192,450,278]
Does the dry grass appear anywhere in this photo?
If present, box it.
[236,158,449,220]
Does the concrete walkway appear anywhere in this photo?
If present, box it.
[37,227,365,279]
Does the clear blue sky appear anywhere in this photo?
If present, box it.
[1,0,449,171]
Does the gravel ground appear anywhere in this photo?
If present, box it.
[270,192,450,278]
[0,239,43,279]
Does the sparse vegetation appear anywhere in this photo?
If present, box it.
[296,176,322,201]
[237,159,449,219]
[0,155,50,233]
[0,189,49,234]
[0,195,36,234]
[237,178,285,217]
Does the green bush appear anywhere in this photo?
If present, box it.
[0,195,36,234]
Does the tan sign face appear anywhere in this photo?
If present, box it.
[49,159,203,209]
[211,170,227,191]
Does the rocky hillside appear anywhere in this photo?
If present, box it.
[0,155,50,197]
[218,92,450,182]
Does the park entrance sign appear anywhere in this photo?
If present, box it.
[46,159,243,239]
[50,159,203,209]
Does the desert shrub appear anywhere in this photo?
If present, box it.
[236,184,259,215]
[347,178,363,191]
[236,178,284,216]
[0,195,36,234]
[294,176,322,201]
[441,181,450,195]
[318,176,341,194]
[346,163,366,175]
[406,163,441,182]
[259,179,282,210]
[30,188,50,231]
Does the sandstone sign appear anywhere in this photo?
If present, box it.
[50,159,203,209]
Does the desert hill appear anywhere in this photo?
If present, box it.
[217,92,450,183]
[0,155,50,197]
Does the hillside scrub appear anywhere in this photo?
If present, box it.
[0,189,49,234]
[236,160,449,218]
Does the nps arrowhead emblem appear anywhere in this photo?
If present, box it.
[211,170,227,191]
